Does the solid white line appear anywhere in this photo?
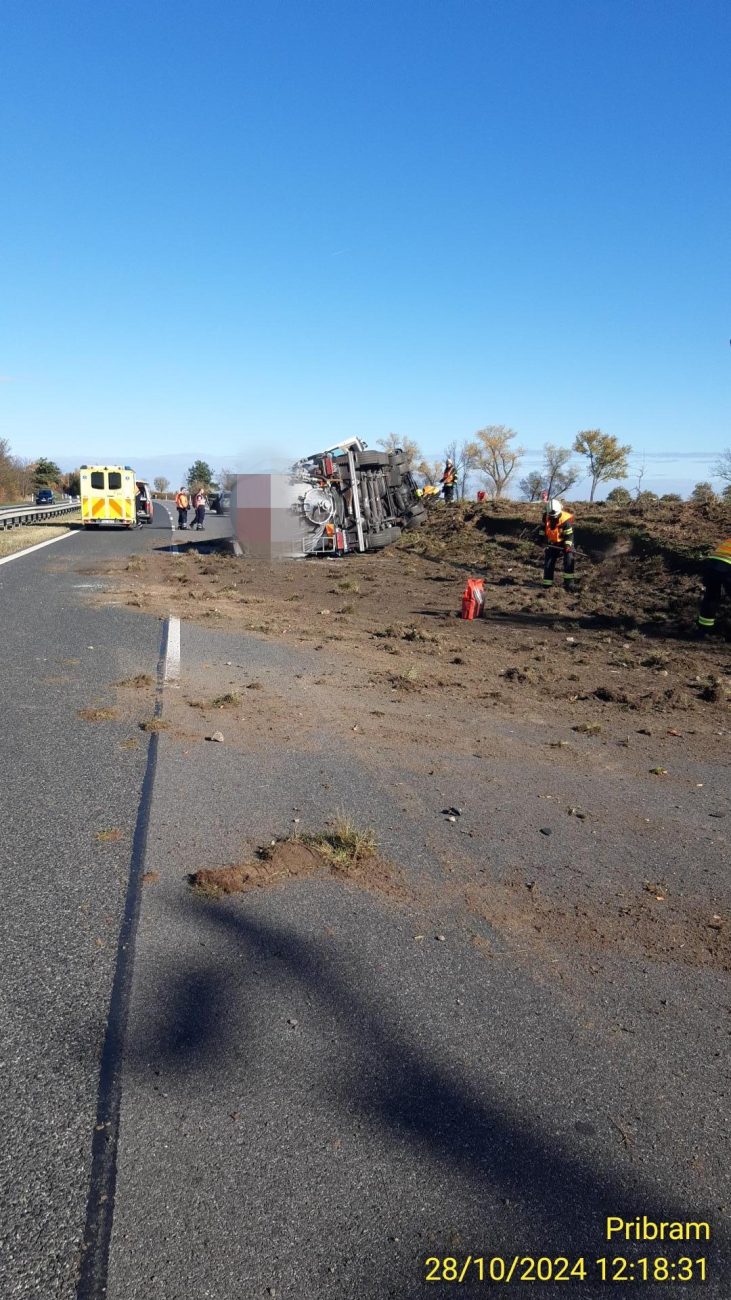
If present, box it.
[165,616,181,683]
[162,500,180,554]
[0,529,80,568]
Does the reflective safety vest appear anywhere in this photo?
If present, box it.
[544,510,574,546]
[712,537,731,565]
[175,492,190,508]
[442,465,456,487]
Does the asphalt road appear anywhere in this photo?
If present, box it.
[1,503,728,1300]
[0,504,229,1299]
[105,620,729,1300]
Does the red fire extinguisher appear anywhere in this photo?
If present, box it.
[461,578,485,620]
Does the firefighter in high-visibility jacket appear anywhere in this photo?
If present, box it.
[541,499,575,589]
[697,538,731,635]
[441,458,456,503]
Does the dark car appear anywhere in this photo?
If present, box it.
[35,489,55,505]
[211,490,231,515]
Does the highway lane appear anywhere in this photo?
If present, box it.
[0,502,227,1299]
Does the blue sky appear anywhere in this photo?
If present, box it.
[1,0,729,494]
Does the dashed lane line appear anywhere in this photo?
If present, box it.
[164,615,181,683]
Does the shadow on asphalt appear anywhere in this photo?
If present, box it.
[126,895,728,1297]
[154,538,230,556]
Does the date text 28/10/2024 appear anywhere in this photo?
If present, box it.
[424,1216,713,1285]
[423,1255,710,1285]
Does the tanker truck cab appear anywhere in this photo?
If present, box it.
[80,465,136,527]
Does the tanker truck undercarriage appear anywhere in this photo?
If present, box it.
[289,437,427,556]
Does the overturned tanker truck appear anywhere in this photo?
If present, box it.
[232,438,428,558]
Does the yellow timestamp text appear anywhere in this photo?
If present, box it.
[423,1255,709,1284]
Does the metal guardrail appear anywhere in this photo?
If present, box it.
[0,501,79,530]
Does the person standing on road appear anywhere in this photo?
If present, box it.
[540,498,576,589]
[441,458,456,503]
[135,486,145,528]
[697,537,731,635]
[193,489,207,530]
[175,486,190,529]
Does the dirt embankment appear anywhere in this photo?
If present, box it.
[400,496,731,636]
[86,498,729,750]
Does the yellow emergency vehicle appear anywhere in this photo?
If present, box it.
[80,465,136,527]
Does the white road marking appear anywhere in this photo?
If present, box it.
[0,529,80,567]
[161,499,180,554]
[164,616,181,683]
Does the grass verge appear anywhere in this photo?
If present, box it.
[0,512,81,559]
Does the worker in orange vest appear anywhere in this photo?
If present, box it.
[697,538,731,635]
[441,458,456,503]
[175,486,190,530]
[541,498,575,589]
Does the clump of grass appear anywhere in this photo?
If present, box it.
[139,718,169,733]
[78,707,118,722]
[340,603,355,615]
[301,815,377,868]
[640,652,670,669]
[338,579,360,593]
[95,828,124,843]
[115,673,153,689]
[388,664,420,690]
[211,691,242,708]
[402,626,439,643]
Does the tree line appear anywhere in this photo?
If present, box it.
[2,436,729,506]
[377,430,731,504]
[0,444,239,503]
[151,462,238,496]
[0,441,68,503]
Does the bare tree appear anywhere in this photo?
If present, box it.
[0,438,21,502]
[0,440,41,502]
[14,457,35,499]
[154,476,170,495]
[471,425,524,499]
[519,471,544,501]
[573,429,631,501]
[543,444,578,498]
[217,468,237,490]
[415,457,443,486]
[377,432,421,470]
[453,439,480,499]
[633,456,647,499]
[712,448,731,484]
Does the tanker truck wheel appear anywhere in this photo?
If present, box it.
[367,526,402,550]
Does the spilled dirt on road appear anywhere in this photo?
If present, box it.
[463,872,730,973]
[83,501,730,978]
[190,832,413,909]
